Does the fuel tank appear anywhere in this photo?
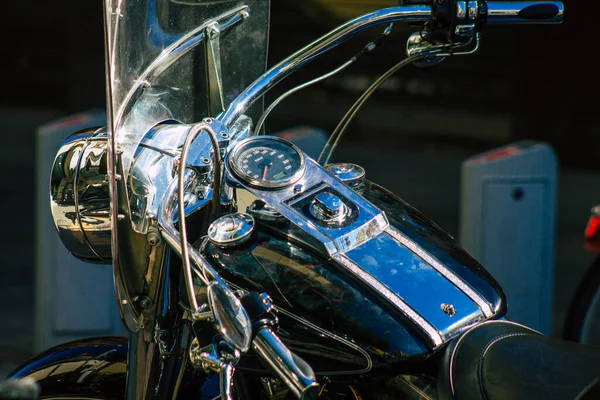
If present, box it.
[202,180,505,376]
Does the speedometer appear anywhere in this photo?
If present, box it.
[228,136,305,189]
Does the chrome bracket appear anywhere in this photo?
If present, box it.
[436,32,481,57]
[202,7,250,117]
[205,21,226,117]
[190,338,240,400]
[407,0,482,66]
[190,338,240,373]
[406,32,448,67]
[146,6,249,83]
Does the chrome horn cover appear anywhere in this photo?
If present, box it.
[50,127,112,263]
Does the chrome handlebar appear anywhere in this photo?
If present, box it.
[254,329,319,400]
[486,1,563,23]
[218,1,563,129]
[242,292,319,400]
[218,4,431,129]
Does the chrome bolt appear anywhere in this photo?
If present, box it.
[138,297,152,309]
[206,23,220,39]
[441,303,457,317]
[147,230,162,246]
[201,157,211,165]
[220,132,229,139]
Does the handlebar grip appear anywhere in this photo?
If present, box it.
[486,1,564,23]
[253,328,319,400]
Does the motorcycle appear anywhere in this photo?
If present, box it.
[8,0,600,399]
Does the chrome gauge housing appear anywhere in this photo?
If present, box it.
[228,136,306,189]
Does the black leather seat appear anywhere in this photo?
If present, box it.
[437,321,600,400]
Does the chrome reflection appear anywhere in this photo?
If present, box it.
[208,281,252,352]
[50,127,111,263]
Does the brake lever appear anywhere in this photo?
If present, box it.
[242,292,320,400]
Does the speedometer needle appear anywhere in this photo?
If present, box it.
[262,166,269,180]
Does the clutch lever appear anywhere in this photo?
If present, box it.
[242,293,320,400]
[189,332,240,400]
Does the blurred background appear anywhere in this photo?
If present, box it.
[1,0,597,376]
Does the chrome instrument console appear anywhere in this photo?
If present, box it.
[227,136,388,255]
[225,135,494,348]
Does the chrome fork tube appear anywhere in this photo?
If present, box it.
[219,5,431,128]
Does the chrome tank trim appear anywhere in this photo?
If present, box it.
[333,254,444,347]
[385,227,493,318]
[342,233,484,343]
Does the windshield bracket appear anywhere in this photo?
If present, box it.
[205,22,225,117]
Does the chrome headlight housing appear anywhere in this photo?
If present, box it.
[50,127,112,263]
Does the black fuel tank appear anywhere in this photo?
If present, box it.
[202,180,505,376]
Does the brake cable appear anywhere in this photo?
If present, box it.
[318,54,422,165]
[252,22,396,137]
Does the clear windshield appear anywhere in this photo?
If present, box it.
[103,0,269,174]
[102,0,269,331]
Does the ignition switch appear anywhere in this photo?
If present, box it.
[309,192,348,223]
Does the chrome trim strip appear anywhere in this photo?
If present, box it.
[333,254,444,347]
[385,227,494,318]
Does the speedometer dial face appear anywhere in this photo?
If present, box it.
[229,137,305,189]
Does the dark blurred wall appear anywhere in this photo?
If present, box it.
[3,1,106,112]
[1,0,595,169]
[514,0,597,170]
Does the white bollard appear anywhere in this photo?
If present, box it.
[460,141,557,334]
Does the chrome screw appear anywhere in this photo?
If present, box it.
[441,303,457,317]
[147,230,162,246]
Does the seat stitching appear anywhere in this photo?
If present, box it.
[478,333,535,400]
